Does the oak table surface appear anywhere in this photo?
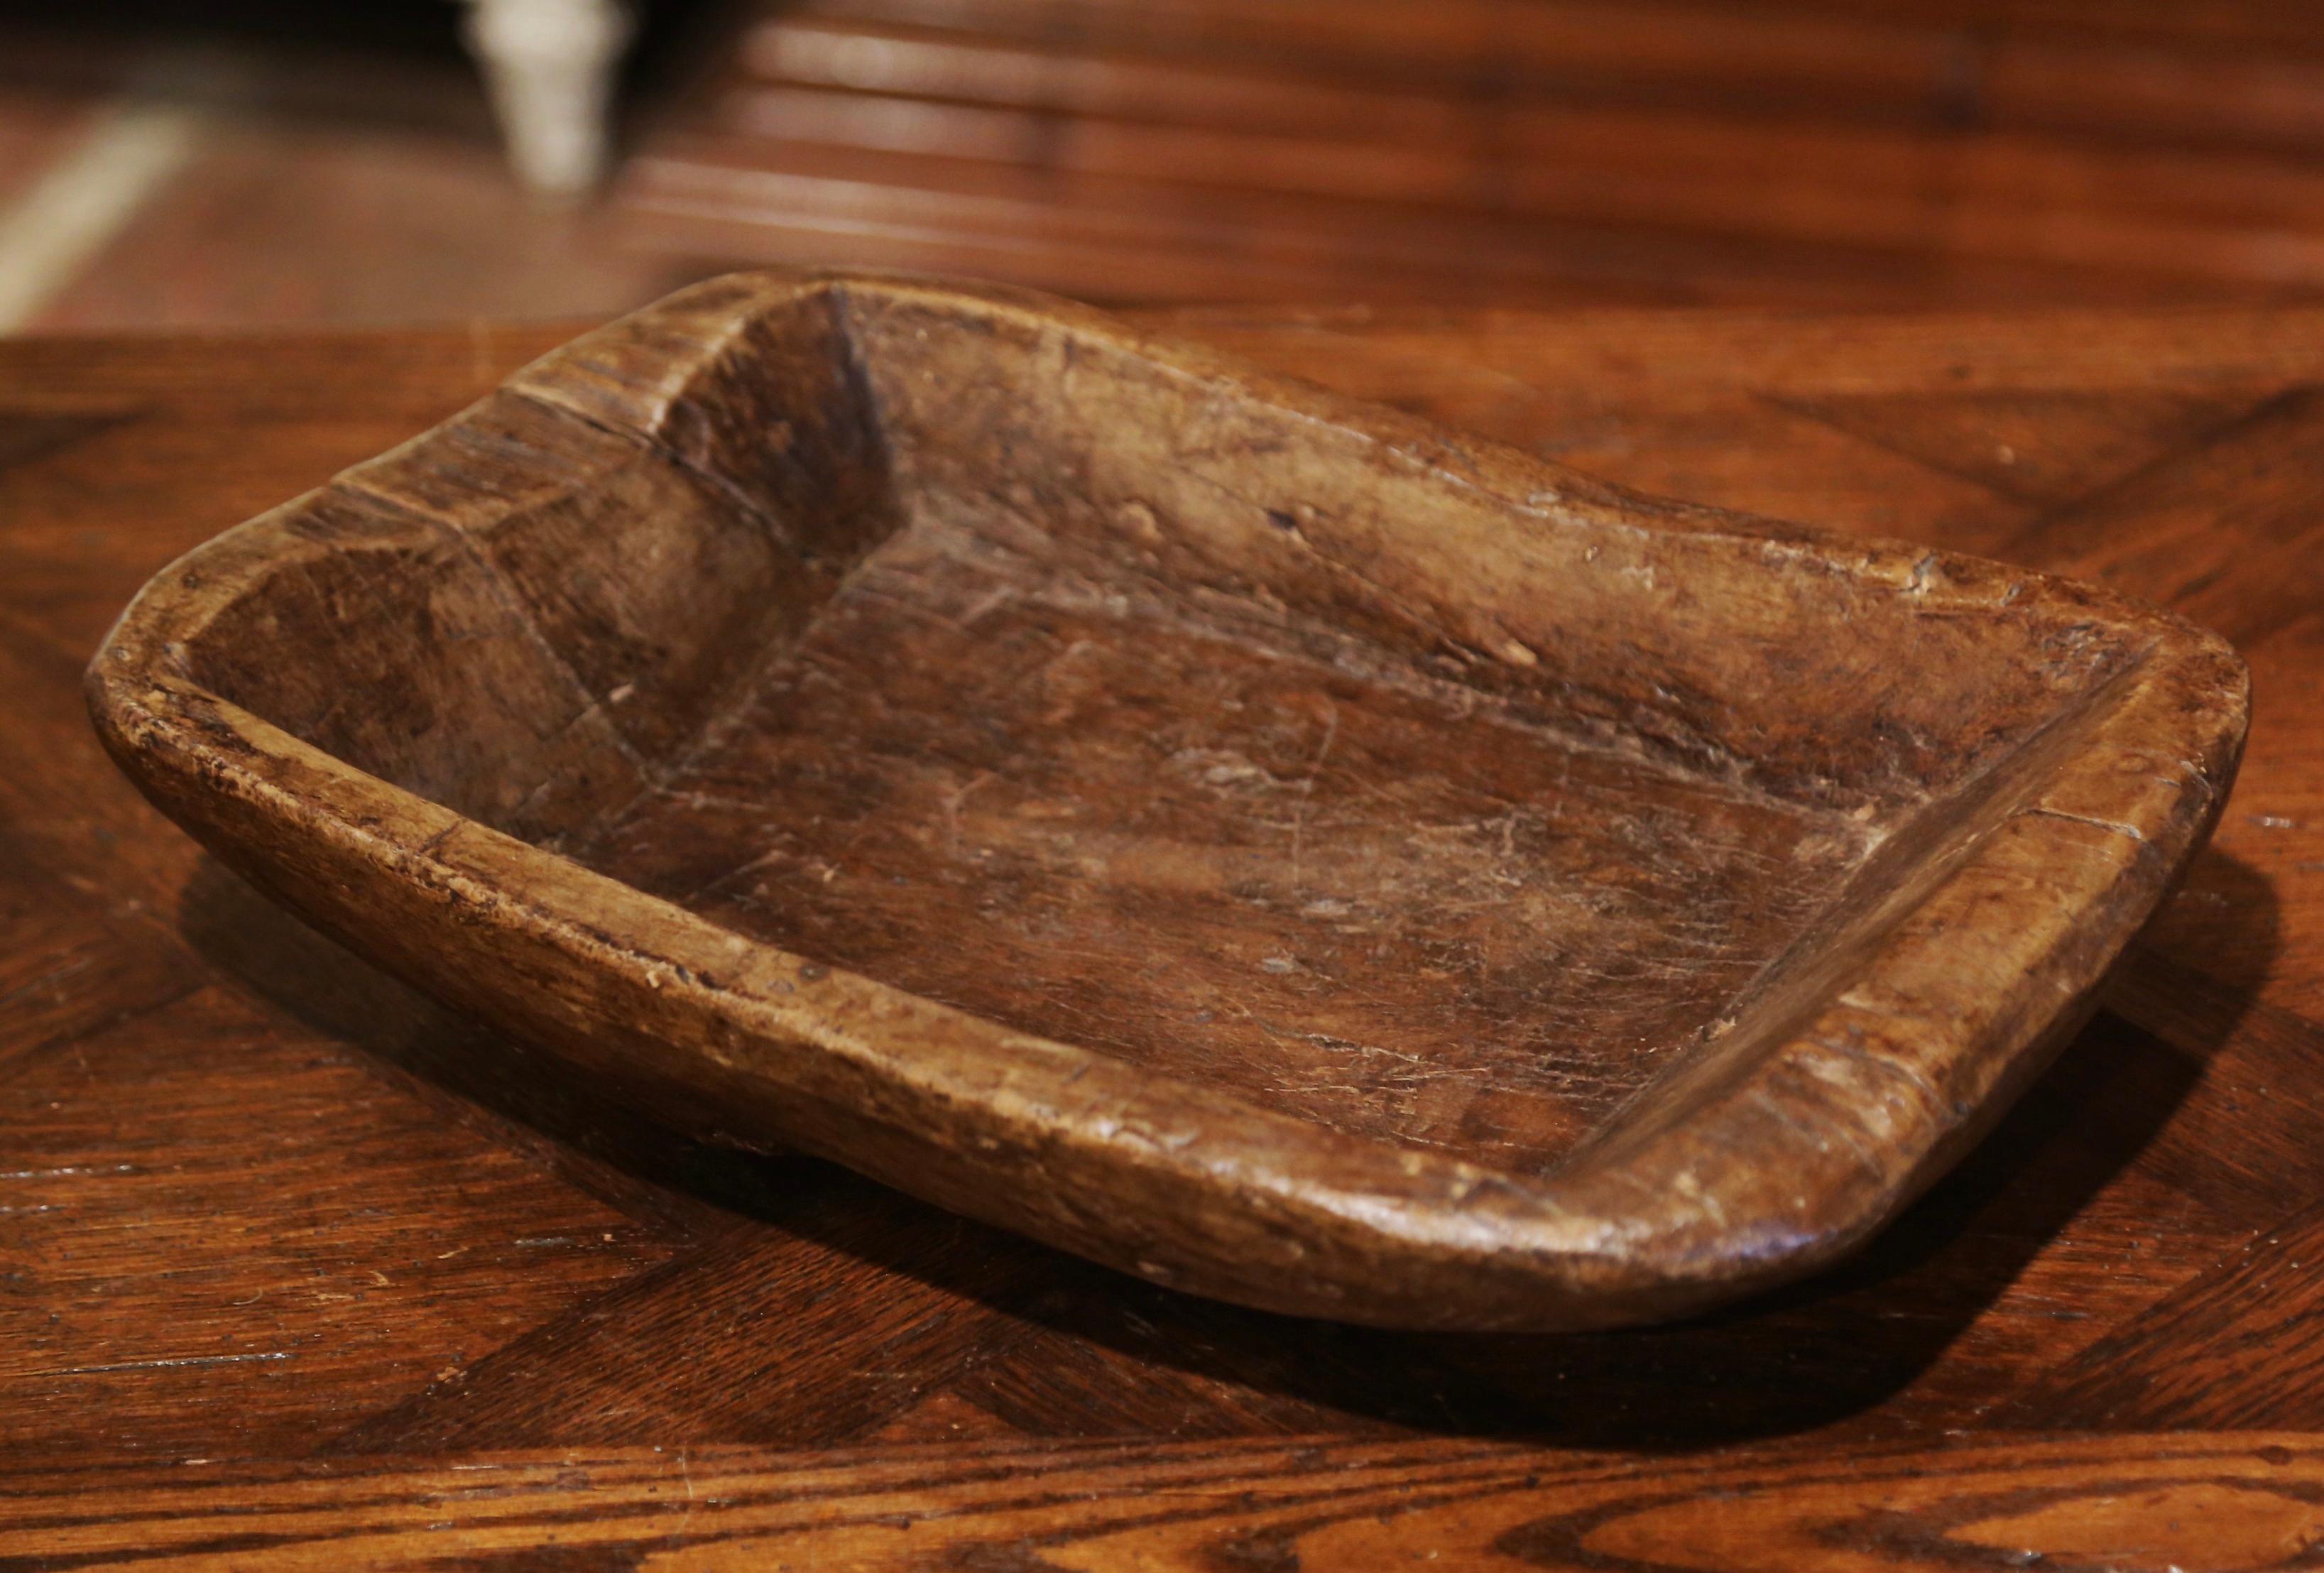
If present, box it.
[0,302,2318,1568]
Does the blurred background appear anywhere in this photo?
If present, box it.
[6,0,2324,333]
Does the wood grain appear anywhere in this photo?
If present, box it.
[12,1432,2324,1569]
[2,295,2320,1560]
[0,987,670,1463]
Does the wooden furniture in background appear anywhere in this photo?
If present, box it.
[1,298,2319,1562]
[621,0,2324,306]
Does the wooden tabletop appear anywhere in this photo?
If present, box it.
[2,303,2320,1567]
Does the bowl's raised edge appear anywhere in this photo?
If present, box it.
[517,266,2177,631]
[85,268,2253,1330]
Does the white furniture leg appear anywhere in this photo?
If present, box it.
[461,0,633,194]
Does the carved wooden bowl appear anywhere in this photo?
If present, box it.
[88,273,2247,1330]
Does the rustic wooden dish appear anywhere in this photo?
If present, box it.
[87,271,2247,1332]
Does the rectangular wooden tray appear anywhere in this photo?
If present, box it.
[88,273,2247,1330]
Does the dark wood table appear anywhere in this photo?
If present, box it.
[2,303,2319,1567]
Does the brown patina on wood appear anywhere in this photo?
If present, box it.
[84,272,2247,1329]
